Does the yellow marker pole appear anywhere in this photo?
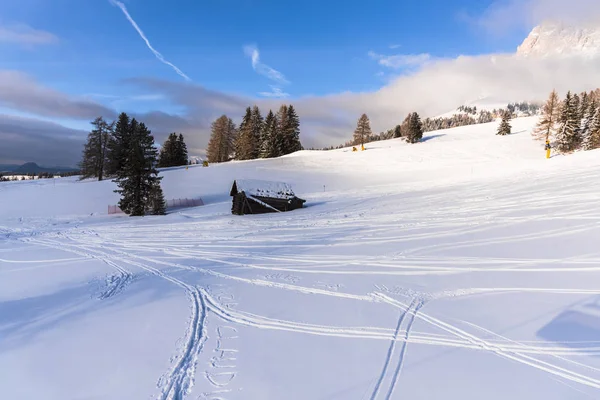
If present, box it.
[545,140,551,159]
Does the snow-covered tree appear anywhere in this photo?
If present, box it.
[496,111,512,136]
[259,110,279,158]
[555,91,581,153]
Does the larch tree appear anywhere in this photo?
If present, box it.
[555,91,581,153]
[353,114,372,147]
[496,111,512,136]
[113,119,165,216]
[80,117,113,181]
[406,112,424,143]
[207,115,236,163]
[533,90,560,141]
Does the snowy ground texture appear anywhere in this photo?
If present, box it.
[3,117,600,399]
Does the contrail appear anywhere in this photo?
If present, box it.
[109,0,191,81]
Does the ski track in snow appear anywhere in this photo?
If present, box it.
[7,169,600,398]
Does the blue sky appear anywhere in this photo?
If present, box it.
[0,0,586,165]
[0,0,529,102]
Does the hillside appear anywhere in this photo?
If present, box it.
[3,117,600,399]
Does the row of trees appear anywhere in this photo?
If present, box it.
[158,133,188,168]
[206,104,302,163]
[350,112,424,148]
[80,113,168,216]
[534,89,600,153]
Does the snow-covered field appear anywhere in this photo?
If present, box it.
[3,117,600,399]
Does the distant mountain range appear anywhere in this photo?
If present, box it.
[517,22,600,58]
[0,162,79,174]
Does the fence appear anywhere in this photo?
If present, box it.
[108,197,204,215]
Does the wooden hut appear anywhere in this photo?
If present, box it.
[230,179,306,215]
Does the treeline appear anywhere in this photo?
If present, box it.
[80,113,171,216]
[207,104,302,163]
[0,171,81,182]
[534,88,600,153]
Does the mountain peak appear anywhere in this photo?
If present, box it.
[517,21,600,58]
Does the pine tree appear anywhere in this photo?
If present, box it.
[533,90,560,141]
[496,111,512,136]
[353,114,372,146]
[586,104,600,150]
[406,112,424,143]
[555,91,581,153]
[393,124,402,138]
[106,112,132,176]
[275,105,289,156]
[149,181,167,215]
[113,119,163,216]
[581,98,596,150]
[249,105,264,159]
[234,107,257,160]
[158,133,177,168]
[80,117,113,180]
[284,105,302,154]
[207,115,236,163]
[259,110,279,158]
[176,134,188,166]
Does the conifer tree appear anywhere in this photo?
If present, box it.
[207,115,236,163]
[555,91,581,153]
[176,134,188,166]
[275,105,289,156]
[496,111,512,136]
[260,110,279,158]
[249,105,264,159]
[581,98,596,150]
[113,119,164,216]
[158,133,177,167]
[586,105,600,150]
[533,90,560,141]
[284,105,302,153]
[80,117,113,181]
[393,124,402,138]
[406,112,424,143]
[234,107,256,160]
[106,112,132,176]
[149,182,167,215]
[353,114,372,146]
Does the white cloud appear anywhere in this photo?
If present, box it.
[368,51,432,69]
[243,44,289,84]
[258,86,290,98]
[389,44,402,49]
[0,24,58,46]
[469,0,600,35]
[108,0,191,81]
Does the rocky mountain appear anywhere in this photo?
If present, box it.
[517,22,600,58]
[11,162,78,174]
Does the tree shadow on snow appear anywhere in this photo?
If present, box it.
[0,271,182,353]
[420,134,446,142]
[537,296,600,355]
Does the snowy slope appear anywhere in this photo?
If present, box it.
[3,117,600,399]
[517,21,600,58]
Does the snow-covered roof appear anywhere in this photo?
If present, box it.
[231,179,296,200]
